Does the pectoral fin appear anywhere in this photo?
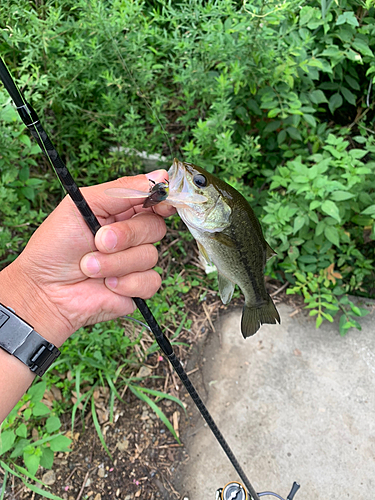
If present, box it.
[266,242,276,260]
[197,241,216,273]
[218,273,235,305]
[197,241,210,267]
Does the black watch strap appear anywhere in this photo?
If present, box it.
[0,303,60,377]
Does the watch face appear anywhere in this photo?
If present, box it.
[0,309,10,328]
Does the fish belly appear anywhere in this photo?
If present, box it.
[192,226,280,338]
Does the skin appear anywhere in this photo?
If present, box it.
[0,169,175,423]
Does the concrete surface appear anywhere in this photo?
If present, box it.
[175,302,375,500]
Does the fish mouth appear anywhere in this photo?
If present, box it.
[167,158,208,207]
[168,158,186,194]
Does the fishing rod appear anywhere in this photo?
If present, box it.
[0,56,300,500]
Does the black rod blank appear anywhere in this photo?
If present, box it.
[0,56,260,500]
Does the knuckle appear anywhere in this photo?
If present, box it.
[142,271,162,299]
[124,220,138,247]
[141,244,159,267]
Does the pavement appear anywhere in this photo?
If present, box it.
[174,301,375,500]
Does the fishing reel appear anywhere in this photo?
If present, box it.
[216,481,300,500]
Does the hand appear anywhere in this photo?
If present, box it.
[0,170,175,347]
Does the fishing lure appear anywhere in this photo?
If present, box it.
[105,177,207,207]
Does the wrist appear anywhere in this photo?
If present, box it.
[0,260,68,348]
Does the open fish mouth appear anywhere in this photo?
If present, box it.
[168,158,187,194]
[167,158,208,205]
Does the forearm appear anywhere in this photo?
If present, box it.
[0,262,57,423]
[0,348,35,422]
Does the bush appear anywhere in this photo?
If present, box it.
[0,0,374,336]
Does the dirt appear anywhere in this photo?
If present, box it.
[1,231,299,500]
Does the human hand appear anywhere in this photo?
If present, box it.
[0,170,175,347]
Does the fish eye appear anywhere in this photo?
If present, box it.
[193,174,207,188]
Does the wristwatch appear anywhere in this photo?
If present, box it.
[0,302,61,377]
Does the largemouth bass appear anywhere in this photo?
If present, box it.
[106,158,280,337]
[168,158,280,338]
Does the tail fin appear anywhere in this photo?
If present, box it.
[241,295,280,338]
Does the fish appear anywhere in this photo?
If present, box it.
[106,158,280,337]
[167,158,280,338]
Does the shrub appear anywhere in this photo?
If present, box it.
[0,0,374,334]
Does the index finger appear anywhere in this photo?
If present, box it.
[80,169,175,218]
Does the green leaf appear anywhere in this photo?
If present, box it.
[288,246,300,262]
[19,135,31,148]
[49,435,71,453]
[361,204,375,215]
[321,200,341,222]
[286,126,302,141]
[322,312,334,322]
[0,468,8,500]
[303,114,316,127]
[0,460,23,480]
[0,430,16,456]
[32,402,50,417]
[351,215,373,226]
[28,381,46,403]
[264,120,281,133]
[336,12,359,27]
[324,226,340,247]
[277,129,287,145]
[321,47,343,58]
[316,315,323,328]
[349,149,367,159]
[21,481,65,500]
[339,315,350,336]
[293,215,306,234]
[310,200,321,210]
[90,397,112,459]
[344,75,360,90]
[40,447,54,469]
[46,416,61,434]
[328,93,343,114]
[18,166,30,182]
[16,424,28,439]
[13,463,45,484]
[23,408,32,421]
[340,87,356,106]
[330,191,355,201]
[23,449,40,476]
[352,40,374,57]
[298,254,317,263]
[135,386,187,413]
[0,104,18,122]
[10,439,31,458]
[21,186,35,201]
[309,90,328,104]
[129,385,181,444]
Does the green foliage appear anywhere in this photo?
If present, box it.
[0,0,374,334]
[0,381,70,500]
[48,318,185,450]
[0,0,374,414]
[1,4,375,496]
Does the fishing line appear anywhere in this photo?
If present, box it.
[0,55,299,500]
[102,11,174,158]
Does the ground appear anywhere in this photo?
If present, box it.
[1,258,294,500]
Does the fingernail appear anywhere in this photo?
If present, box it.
[101,229,118,251]
[85,255,101,275]
[106,277,118,289]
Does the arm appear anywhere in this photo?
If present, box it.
[0,170,175,423]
